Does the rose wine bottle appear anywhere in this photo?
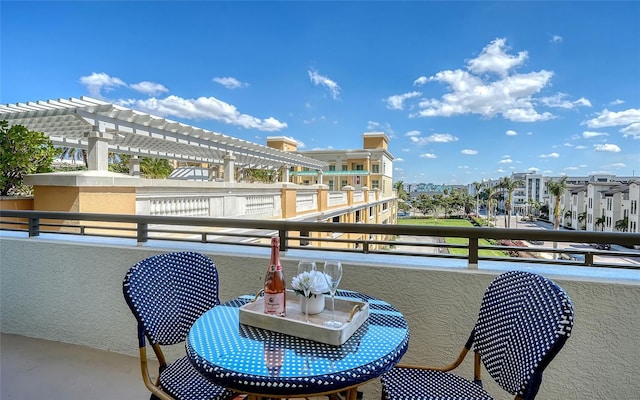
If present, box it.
[264,236,286,316]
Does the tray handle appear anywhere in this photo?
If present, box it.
[347,303,363,323]
[251,289,264,303]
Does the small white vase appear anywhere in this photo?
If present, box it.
[300,294,325,315]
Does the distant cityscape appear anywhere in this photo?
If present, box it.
[397,172,639,233]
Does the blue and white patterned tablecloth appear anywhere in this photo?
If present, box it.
[186,290,410,396]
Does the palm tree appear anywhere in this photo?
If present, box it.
[546,177,568,231]
[546,177,567,259]
[595,215,606,232]
[394,181,410,213]
[58,146,88,167]
[473,181,482,217]
[140,158,173,179]
[615,216,628,232]
[498,176,524,228]
[578,211,587,230]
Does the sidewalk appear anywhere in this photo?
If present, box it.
[0,333,341,400]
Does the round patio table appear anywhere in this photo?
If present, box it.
[186,290,409,399]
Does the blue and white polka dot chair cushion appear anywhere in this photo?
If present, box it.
[381,271,574,400]
[123,251,234,400]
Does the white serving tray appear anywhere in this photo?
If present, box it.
[238,290,369,345]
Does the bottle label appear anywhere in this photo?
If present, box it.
[264,292,285,314]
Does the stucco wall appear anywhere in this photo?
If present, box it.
[1,236,638,399]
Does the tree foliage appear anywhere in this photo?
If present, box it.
[0,121,61,196]
[546,177,567,230]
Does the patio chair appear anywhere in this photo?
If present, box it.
[380,270,574,400]
[123,251,235,400]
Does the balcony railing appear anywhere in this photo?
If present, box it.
[2,210,639,399]
[2,210,639,269]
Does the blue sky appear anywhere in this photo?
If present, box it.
[2,1,639,185]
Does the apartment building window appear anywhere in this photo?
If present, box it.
[372,180,379,189]
[303,180,310,185]
[632,200,638,215]
[329,164,336,171]
[589,198,593,208]
[328,180,334,190]
[369,207,374,218]
[607,198,612,211]
[382,202,388,211]
[341,164,348,171]
[341,179,348,187]
[372,164,380,173]
[355,164,364,171]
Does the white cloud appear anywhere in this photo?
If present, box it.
[539,152,560,158]
[386,91,421,110]
[461,149,478,155]
[130,81,169,96]
[395,158,404,162]
[621,123,640,139]
[610,99,624,105]
[583,109,640,134]
[582,131,608,138]
[527,167,539,173]
[505,129,517,136]
[564,166,579,171]
[413,39,555,122]
[121,95,287,132]
[303,116,327,124]
[603,162,626,169]
[575,145,588,150]
[308,69,341,100]
[594,143,621,152]
[213,76,248,89]
[420,153,438,159]
[410,133,459,145]
[405,130,421,137]
[550,35,563,43]
[413,76,428,86]
[498,158,513,164]
[80,72,126,98]
[466,38,527,77]
[541,93,592,109]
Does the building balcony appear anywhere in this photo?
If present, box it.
[1,211,639,399]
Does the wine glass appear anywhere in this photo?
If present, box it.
[322,260,343,328]
[297,260,317,322]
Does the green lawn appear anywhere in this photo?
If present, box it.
[397,218,506,257]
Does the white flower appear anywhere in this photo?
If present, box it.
[291,272,330,296]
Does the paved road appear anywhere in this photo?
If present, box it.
[492,215,640,265]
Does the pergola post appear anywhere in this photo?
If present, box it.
[86,128,113,171]
[316,169,324,185]
[128,156,141,177]
[282,165,290,183]
[224,152,236,183]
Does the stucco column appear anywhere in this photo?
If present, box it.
[86,128,113,171]
[282,165,290,183]
[316,169,323,185]
[128,156,140,177]
[224,152,236,183]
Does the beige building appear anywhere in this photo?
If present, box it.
[267,132,394,198]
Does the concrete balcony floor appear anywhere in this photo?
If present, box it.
[0,333,332,400]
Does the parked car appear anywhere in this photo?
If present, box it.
[592,243,611,250]
[568,253,585,262]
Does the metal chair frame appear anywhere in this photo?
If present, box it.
[123,251,235,400]
[381,271,574,400]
